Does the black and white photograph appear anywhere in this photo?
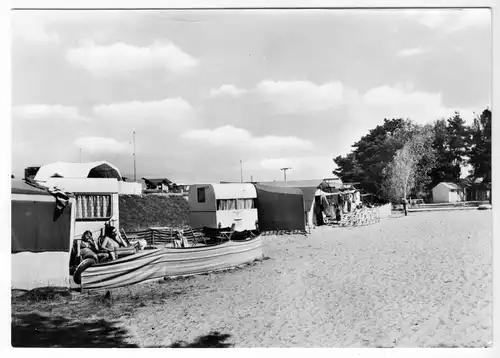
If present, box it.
[6,1,495,351]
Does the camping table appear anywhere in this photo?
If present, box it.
[216,230,233,242]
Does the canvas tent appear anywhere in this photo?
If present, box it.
[11,180,75,290]
[254,184,306,232]
[34,161,122,182]
[258,179,337,227]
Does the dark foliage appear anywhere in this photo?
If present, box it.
[334,108,491,200]
[119,194,189,232]
[333,118,410,195]
[468,108,491,183]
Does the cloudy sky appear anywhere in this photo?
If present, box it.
[11,8,491,183]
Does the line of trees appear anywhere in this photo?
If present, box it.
[333,108,491,203]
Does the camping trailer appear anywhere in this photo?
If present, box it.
[11,180,76,290]
[188,183,258,231]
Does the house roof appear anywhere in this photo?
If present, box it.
[440,182,464,190]
[34,161,122,182]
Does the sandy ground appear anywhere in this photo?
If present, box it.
[120,210,492,347]
[12,210,492,347]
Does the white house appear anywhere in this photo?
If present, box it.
[432,182,466,203]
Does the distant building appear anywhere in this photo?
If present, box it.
[460,177,491,202]
[142,177,190,195]
[432,182,466,203]
[142,178,172,192]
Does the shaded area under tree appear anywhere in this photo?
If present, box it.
[12,312,138,347]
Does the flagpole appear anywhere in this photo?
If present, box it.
[133,130,136,182]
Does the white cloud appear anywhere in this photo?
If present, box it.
[73,136,132,154]
[12,104,89,122]
[397,47,428,57]
[66,41,198,76]
[92,98,195,126]
[255,80,345,114]
[359,84,477,124]
[182,125,313,150]
[11,12,60,43]
[405,9,490,33]
[210,84,247,98]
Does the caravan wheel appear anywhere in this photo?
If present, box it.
[73,258,96,285]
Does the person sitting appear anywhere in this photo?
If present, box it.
[98,226,122,261]
[78,230,99,262]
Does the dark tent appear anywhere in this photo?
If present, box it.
[88,163,121,180]
[11,180,72,253]
[255,184,306,232]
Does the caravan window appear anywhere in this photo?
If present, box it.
[75,194,112,220]
[217,198,256,210]
[197,187,206,203]
[237,198,256,209]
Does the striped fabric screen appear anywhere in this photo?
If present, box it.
[76,194,111,219]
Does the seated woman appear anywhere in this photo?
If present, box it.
[70,230,99,266]
[98,226,123,261]
[81,230,119,263]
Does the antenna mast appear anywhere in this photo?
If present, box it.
[280,167,291,182]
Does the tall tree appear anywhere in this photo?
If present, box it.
[446,112,470,181]
[382,127,437,202]
[468,108,492,182]
[429,119,456,187]
[381,145,416,202]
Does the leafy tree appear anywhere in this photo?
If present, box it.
[382,127,437,202]
[381,145,416,202]
[333,118,410,195]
